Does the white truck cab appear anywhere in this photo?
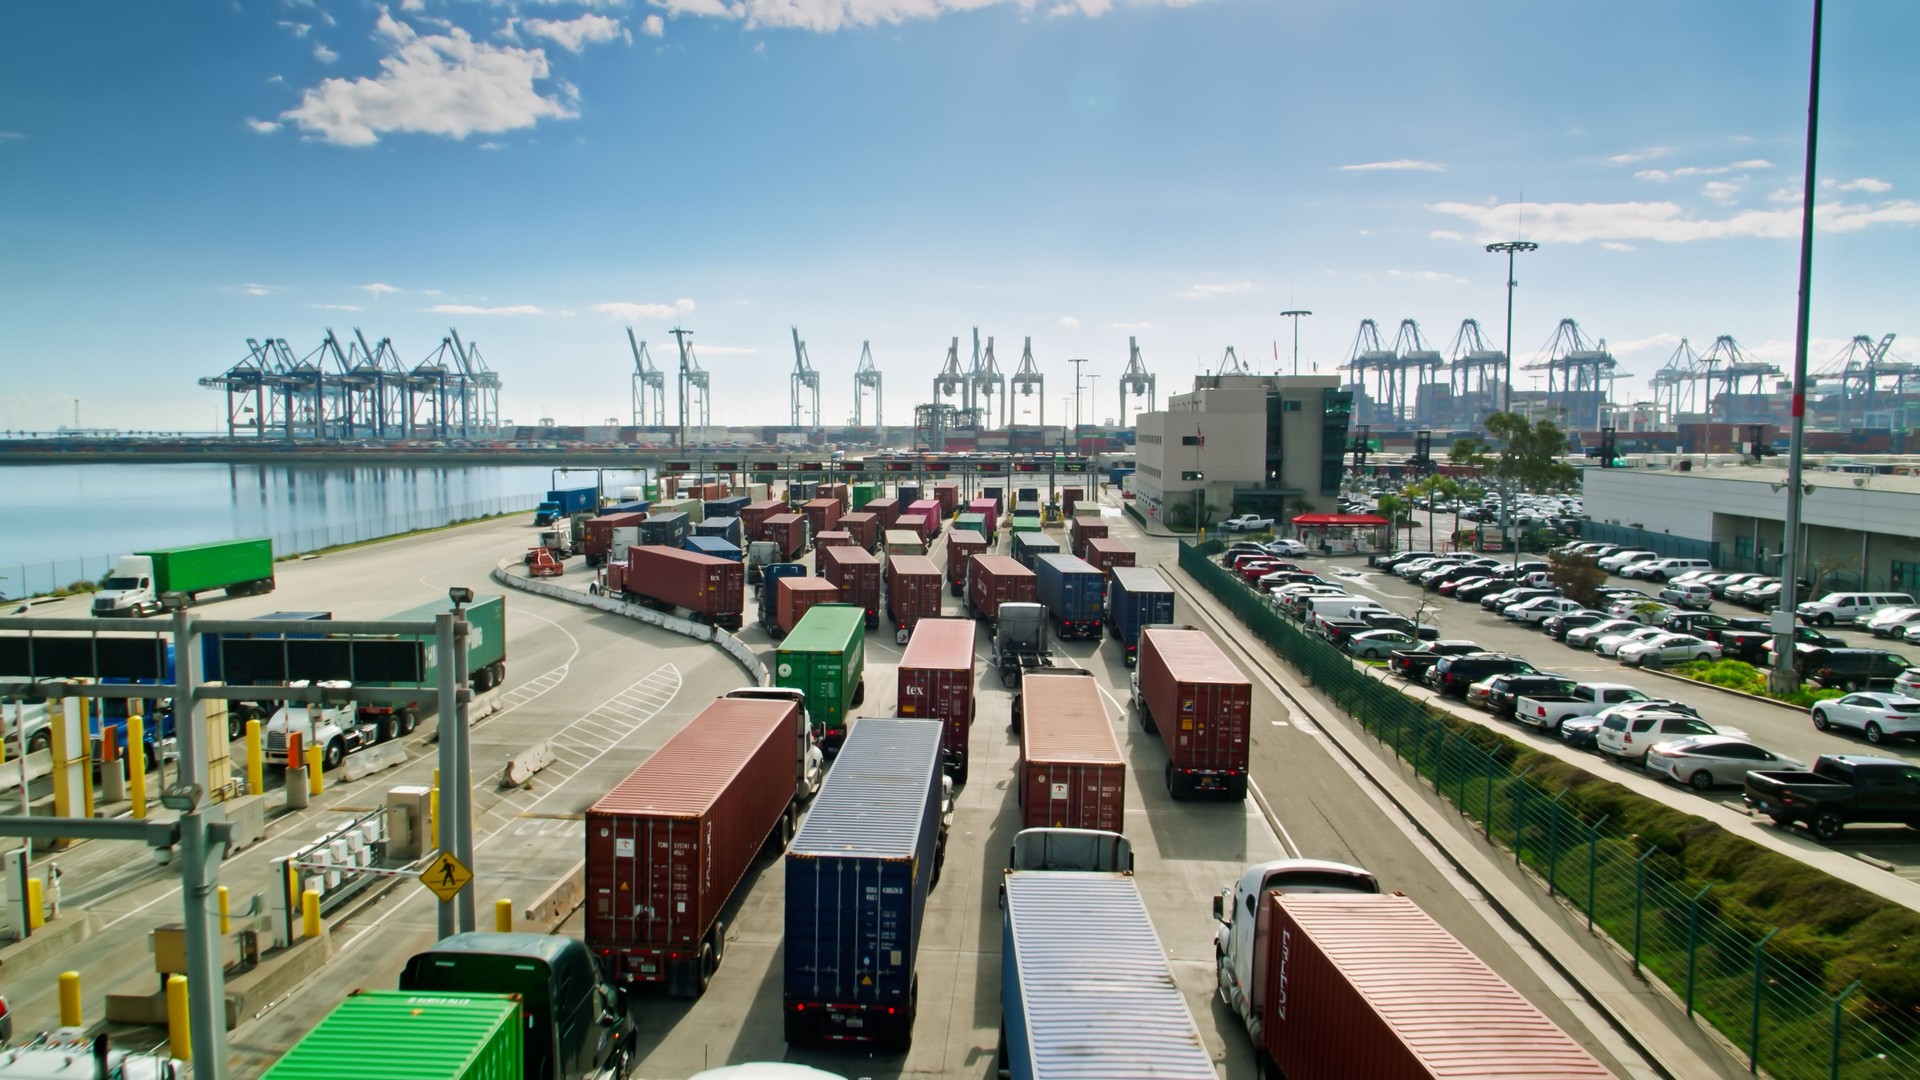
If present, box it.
[93,555,163,617]
[264,680,383,770]
[722,686,824,798]
[1212,858,1379,1040]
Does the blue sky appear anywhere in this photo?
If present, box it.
[2,0,1915,432]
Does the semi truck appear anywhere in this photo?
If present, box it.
[683,536,742,562]
[1135,626,1251,799]
[865,497,900,528]
[1081,536,1135,577]
[200,610,333,737]
[604,546,745,630]
[638,510,690,549]
[586,691,821,996]
[694,515,743,547]
[1010,531,1059,571]
[1107,566,1175,666]
[896,617,976,783]
[584,511,646,568]
[775,603,867,750]
[262,990,523,1080]
[768,575,839,638]
[92,538,276,617]
[999,830,1216,1080]
[839,511,880,551]
[946,530,987,596]
[801,497,843,539]
[350,593,510,743]
[966,497,999,536]
[884,528,925,557]
[1015,670,1124,831]
[763,513,808,561]
[784,718,945,1051]
[535,486,598,526]
[1033,553,1106,641]
[967,555,1037,626]
[1068,517,1108,559]
[884,553,943,637]
[992,602,1052,688]
[264,681,389,770]
[819,545,880,628]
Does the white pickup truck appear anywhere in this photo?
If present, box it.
[1513,682,1653,732]
[1218,514,1276,533]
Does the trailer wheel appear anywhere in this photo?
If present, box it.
[695,942,715,995]
[27,730,50,755]
[323,739,345,770]
[851,680,866,708]
[399,708,419,735]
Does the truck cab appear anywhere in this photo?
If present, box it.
[93,554,161,617]
[264,680,388,770]
[1212,859,1379,1040]
[722,687,824,798]
[993,602,1052,689]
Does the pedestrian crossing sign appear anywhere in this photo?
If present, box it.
[421,851,473,902]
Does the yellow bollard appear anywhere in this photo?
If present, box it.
[128,713,148,819]
[26,877,44,929]
[246,718,263,797]
[495,898,513,933]
[306,743,324,796]
[302,889,322,940]
[166,974,191,1061]
[429,787,439,849]
[218,885,231,935]
[58,971,82,1027]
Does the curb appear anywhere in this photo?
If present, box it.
[1633,665,1811,714]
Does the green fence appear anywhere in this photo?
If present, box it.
[1178,539,1918,1080]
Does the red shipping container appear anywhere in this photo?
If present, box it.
[946,530,987,596]
[865,497,900,529]
[1017,671,1124,831]
[762,513,807,560]
[1260,894,1614,1080]
[1069,517,1109,559]
[1138,627,1251,799]
[585,696,803,995]
[663,476,679,499]
[825,482,850,509]
[885,554,943,634]
[586,511,647,566]
[931,482,959,519]
[839,511,880,551]
[698,482,727,501]
[617,546,745,630]
[966,498,999,535]
[742,500,785,538]
[820,545,881,628]
[774,576,839,637]
[814,530,855,555]
[896,511,933,542]
[802,497,843,539]
[1082,536,1135,576]
[907,499,942,537]
[1061,486,1084,517]
[896,617,976,782]
[967,555,1036,622]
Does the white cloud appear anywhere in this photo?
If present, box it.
[1599,241,1637,252]
[1609,332,1683,354]
[268,74,285,84]
[280,11,578,146]
[1606,149,1668,165]
[1428,229,1464,241]
[1634,169,1671,182]
[1109,321,1151,330]
[310,303,364,311]
[1428,197,1920,244]
[647,0,1207,32]
[278,21,312,38]
[0,131,24,141]
[1049,0,1114,16]
[429,303,551,316]
[1731,159,1773,169]
[313,43,339,63]
[1178,280,1254,299]
[641,14,665,37]
[1338,159,1443,173]
[245,117,282,134]
[478,140,504,150]
[1386,269,1466,286]
[523,14,628,53]
[239,283,278,297]
[1766,186,1802,204]
[590,299,697,321]
[360,282,402,296]
[1836,177,1893,193]
[1058,316,1080,329]
[1701,179,1744,205]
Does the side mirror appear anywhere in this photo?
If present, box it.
[1211,893,1225,922]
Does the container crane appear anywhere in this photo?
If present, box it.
[853,340,882,430]
[790,326,822,430]
[1118,336,1156,425]
[1010,336,1045,425]
[966,330,1005,427]
[627,328,665,427]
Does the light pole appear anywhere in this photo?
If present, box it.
[1485,240,1538,416]
[1069,358,1089,452]
[1280,310,1312,377]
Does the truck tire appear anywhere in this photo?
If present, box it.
[399,708,419,735]
[1816,612,1835,627]
[851,680,866,708]
[323,739,345,771]
[695,942,715,996]
[27,731,50,755]
[1810,810,1844,842]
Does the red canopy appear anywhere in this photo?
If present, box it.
[1291,513,1390,527]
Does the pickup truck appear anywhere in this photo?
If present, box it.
[1388,640,1481,682]
[1744,754,1920,841]
[1514,682,1653,733]
[1218,514,1275,533]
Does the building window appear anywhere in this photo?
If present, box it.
[1320,391,1353,494]
[1265,393,1287,486]
[1895,560,1920,593]
[1282,399,1303,412]
[1735,535,1754,560]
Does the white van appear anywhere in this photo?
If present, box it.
[1795,592,1917,627]
[1304,595,1392,622]
[1598,549,1659,573]
[1624,557,1713,582]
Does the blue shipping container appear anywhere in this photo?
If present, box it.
[1001,871,1216,1080]
[784,718,943,1051]
[639,511,689,548]
[547,486,599,516]
[1011,532,1060,570]
[694,515,744,547]
[683,535,743,561]
[605,499,651,515]
[1107,567,1175,666]
[705,495,750,519]
[1034,554,1105,640]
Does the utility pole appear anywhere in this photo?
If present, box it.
[1280,310,1312,377]
[1773,0,1825,695]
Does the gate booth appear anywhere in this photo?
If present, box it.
[1289,512,1391,554]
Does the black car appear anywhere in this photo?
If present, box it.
[1799,649,1913,692]
[1424,653,1539,697]
[1544,610,1608,641]
[1370,549,1436,571]
[1455,578,1509,603]
[1425,564,1493,590]
[1482,673,1576,718]
[1360,611,1440,640]
[1481,587,1558,612]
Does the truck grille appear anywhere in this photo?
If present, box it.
[265,733,288,755]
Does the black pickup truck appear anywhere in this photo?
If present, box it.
[1388,640,1482,682]
[1744,754,1920,841]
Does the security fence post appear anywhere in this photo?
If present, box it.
[1829,979,1859,1080]
[1685,884,1712,1017]
[1586,814,1609,932]
[1547,790,1568,899]
[1749,928,1777,1072]
[1633,847,1657,973]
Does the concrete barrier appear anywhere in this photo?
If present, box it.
[0,748,53,795]
[0,907,96,971]
[340,740,408,783]
[501,739,556,789]
[221,794,267,853]
[523,859,586,933]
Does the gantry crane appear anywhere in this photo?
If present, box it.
[790,326,822,430]
[627,328,665,427]
[853,340,882,429]
[1118,335,1156,424]
[1009,336,1044,425]
[967,330,1006,427]
[1446,319,1505,425]
[934,335,966,410]
[671,327,709,446]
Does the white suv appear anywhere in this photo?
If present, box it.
[1597,711,1734,763]
[1795,591,1917,628]
[1598,549,1659,574]
[1624,557,1713,582]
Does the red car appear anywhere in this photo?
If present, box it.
[1238,560,1281,583]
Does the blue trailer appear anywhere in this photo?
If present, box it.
[536,485,598,525]
[639,511,689,548]
[705,495,750,519]
[1010,532,1060,571]
[784,718,944,1052]
[604,499,651,515]
[1034,554,1105,641]
[694,515,744,547]
[757,563,810,628]
[1000,835,1215,1080]
[1107,567,1176,666]
[683,535,743,561]
[201,611,334,736]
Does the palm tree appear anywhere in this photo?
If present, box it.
[1374,493,1406,552]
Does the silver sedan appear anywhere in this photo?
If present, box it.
[1645,736,1802,791]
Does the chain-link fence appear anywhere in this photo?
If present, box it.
[1179,539,1920,1080]
[2,492,540,601]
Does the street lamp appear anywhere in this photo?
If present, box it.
[1485,240,1538,415]
[1069,357,1089,452]
[1279,310,1312,377]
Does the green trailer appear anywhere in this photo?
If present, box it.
[262,989,522,1080]
[94,537,277,616]
[852,483,877,510]
[956,512,991,543]
[386,594,509,691]
[775,602,867,751]
[1008,515,1042,538]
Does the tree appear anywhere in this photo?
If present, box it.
[1456,412,1578,493]
[1374,494,1410,552]
[1548,553,1608,609]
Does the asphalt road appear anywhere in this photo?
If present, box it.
[1,505,1664,1078]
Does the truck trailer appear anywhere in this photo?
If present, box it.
[1107,566,1175,666]
[1081,536,1135,577]
[896,617,976,783]
[584,511,647,567]
[262,990,522,1080]
[536,486,598,526]
[885,553,943,637]
[605,546,745,630]
[776,603,867,750]
[762,513,808,560]
[946,530,988,596]
[92,537,276,617]
[1015,670,1124,832]
[819,544,881,628]
[768,575,838,638]
[1136,626,1251,799]
[343,592,509,748]
[1068,517,1108,559]
[1033,553,1106,641]
[838,511,880,551]
[967,555,1037,625]
[1010,532,1060,571]
[802,497,843,539]
[784,718,945,1051]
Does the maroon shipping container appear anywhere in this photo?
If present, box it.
[1138,627,1251,799]
[885,554,943,634]
[774,576,839,637]
[839,511,880,551]
[945,530,987,596]
[820,545,881,629]
[762,513,807,560]
[1069,517,1109,559]
[824,482,849,510]
[614,546,746,630]
[931,481,959,519]
[742,499,785,538]
[585,511,647,566]
[1082,536,1135,576]
[1061,486,1085,517]
[907,499,942,538]
[662,476,679,499]
[585,695,803,996]
[895,617,976,782]
[696,482,727,501]
[1259,894,1614,1080]
[896,512,932,543]
[802,497,843,539]
[865,497,900,529]
[813,530,855,557]
[1017,671,1124,831]
[966,498,999,536]
[967,554,1036,622]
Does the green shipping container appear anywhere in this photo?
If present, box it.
[955,513,990,542]
[262,990,522,1080]
[1008,515,1042,535]
[382,594,509,691]
[140,538,275,598]
[851,483,877,510]
[775,602,867,750]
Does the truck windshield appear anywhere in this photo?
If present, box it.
[104,576,142,590]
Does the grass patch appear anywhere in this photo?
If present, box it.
[1675,658,1845,709]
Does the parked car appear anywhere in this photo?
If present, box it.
[1477,673,1576,719]
[1347,629,1420,660]
[1606,596,1676,624]
[1594,625,1674,658]
[1598,549,1659,573]
[1745,754,1920,841]
[1646,736,1803,792]
[1598,711,1738,764]
[1544,610,1609,641]
[1724,577,1777,606]
[1505,597,1586,624]
[1424,653,1538,698]
[1560,715,1605,750]
[1867,607,1920,639]
[1810,692,1920,745]
[1623,557,1714,583]
[1743,578,1807,611]
[1615,633,1722,668]
[1261,538,1311,556]
[1356,611,1439,640]
[1218,514,1276,532]
[1388,640,1482,681]
[1565,618,1644,650]
[1703,571,1763,597]
[1593,699,1703,725]
[1799,648,1913,692]
[1797,591,1918,628]
[1896,668,1920,696]
[1441,575,1492,598]
[1657,582,1714,610]
[1482,587,1558,613]
[1513,682,1652,732]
